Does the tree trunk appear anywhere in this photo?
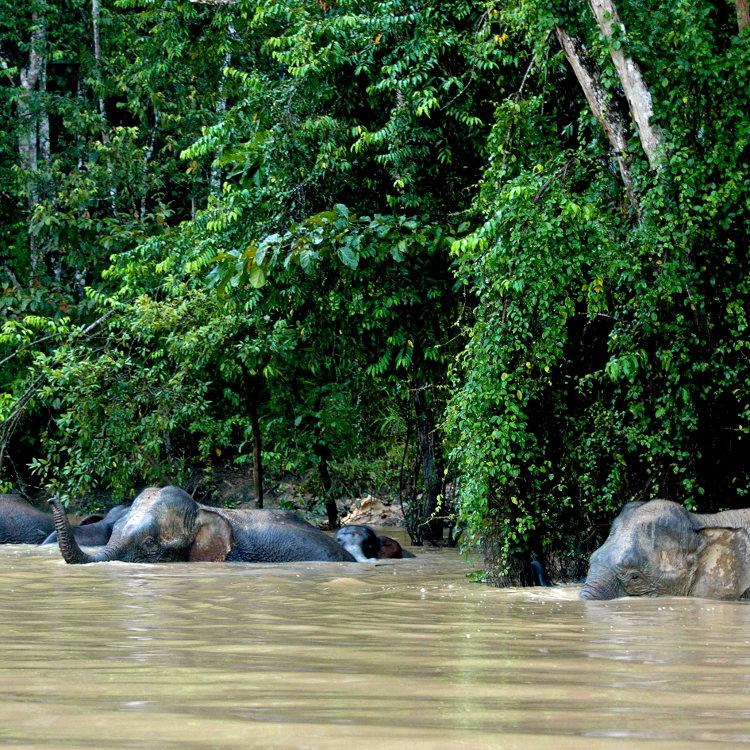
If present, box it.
[586,0,662,169]
[555,26,639,216]
[92,0,117,211]
[38,49,61,280]
[249,399,264,509]
[18,11,45,279]
[210,26,233,196]
[242,371,265,509]
[91,0,107,131]
[736,0,750,32]
[38,55,49,167]
[412,386,444,545]
[315,443,338,529]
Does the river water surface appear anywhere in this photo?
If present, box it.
[1,532,749,749]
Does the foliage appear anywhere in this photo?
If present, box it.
[447,0,750,581]
[1,0,748,581]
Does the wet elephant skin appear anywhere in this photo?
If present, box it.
[50,486,356,564]
[581,499,750,600]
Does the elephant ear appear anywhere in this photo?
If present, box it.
[690,527,750,599]
[78,513,105,526]
[189,509,234,562]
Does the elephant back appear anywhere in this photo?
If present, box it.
[0,494,55,544]
[214,507,356,562]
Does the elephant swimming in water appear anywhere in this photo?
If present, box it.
[581,499,750,600]
[335,524,415,561]
[50,486,357,564]
[0,494,56,544]
[0,494,128,546]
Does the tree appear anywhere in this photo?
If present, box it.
[449,0,750,582]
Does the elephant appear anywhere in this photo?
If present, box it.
[0,494,56,544]
[378,535,413,559]
[42,503,131,547]
[49,485,356,564]
[580,499,750,600]
[335,525,415,561]
[1,493,131,546]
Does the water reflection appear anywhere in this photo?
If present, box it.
[1,541,749,748]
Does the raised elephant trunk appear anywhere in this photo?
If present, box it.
[48,497,111,564]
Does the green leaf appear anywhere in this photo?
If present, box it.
[248,266,266,289]
[337,246,358,269]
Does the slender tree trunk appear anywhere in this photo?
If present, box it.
[412,385,444,545]
[92,0,116,212]
[249,399,264,509]
[18,12,46,280]
[210,24,234,196]
[586,0,661,169]
[38,56,49,167]
[555,26,639,215]
[75,75,85,170]
[242,371,265,508]
[38,49,61,280]
[91,0,107,130]
[736,0,750,31]
[18,15,43,175]
[315,443,338,529]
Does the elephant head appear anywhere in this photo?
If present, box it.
[49,486,233,564]
[335,525,414,560]
[335,525,381,561]
[581,499,750,600]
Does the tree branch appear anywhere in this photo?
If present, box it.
[587,0,661,169]
[555,26,640,216]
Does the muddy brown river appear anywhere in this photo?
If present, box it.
[1,532,749,749]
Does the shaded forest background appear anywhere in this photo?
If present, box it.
[1,0,748,582]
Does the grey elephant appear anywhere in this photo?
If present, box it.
[0,494,56,543]
[49,485,356,564]
[1,493,130,546]
[581,499,750,600]
[335,525,415,560]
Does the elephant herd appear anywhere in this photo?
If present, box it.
[3,489,749,601]
[1,487,412,565]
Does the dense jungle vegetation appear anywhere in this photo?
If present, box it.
[1,0,748,582]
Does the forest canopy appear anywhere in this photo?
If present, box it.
[1,0,748,582]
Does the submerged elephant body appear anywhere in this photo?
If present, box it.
[0,494,55,544]
[219,507,357,563]
[335,525,414,561]
[581,500,750,600]
[50,486,356,564]
[1,494,130,546]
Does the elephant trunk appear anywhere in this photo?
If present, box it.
[48,498,111,564]
[580,567,623,600]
